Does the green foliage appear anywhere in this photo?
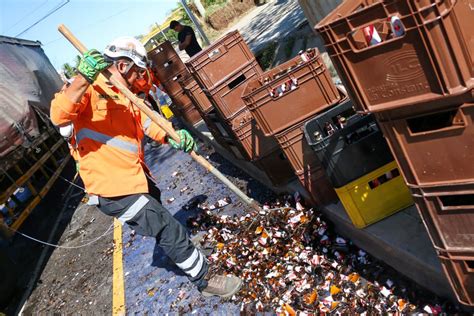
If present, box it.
[62,55,81,79]
[176,2,192,25]
[202,0,227,8]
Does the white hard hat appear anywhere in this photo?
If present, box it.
[104,36,148,69]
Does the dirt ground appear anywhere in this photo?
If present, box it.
[21,203,114,315]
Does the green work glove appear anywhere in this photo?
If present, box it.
[168,129,197,153]
[77,49,111,83]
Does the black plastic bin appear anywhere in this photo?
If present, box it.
[303,99,393,188]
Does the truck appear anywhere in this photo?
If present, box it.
[0,35,69,307]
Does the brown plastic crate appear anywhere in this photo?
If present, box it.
[147,41,178,68]
[169,90,192,108]
[185,30,256,89]
[161,69,190,97]
[274,114,324,173]
[200,115,235,154]
[373,89,474,120]
[315,0,473,114]
[437,250,474,306]
[242,48,341,136]
[152,54,187,82]
[231,109,280,161]
[296,165,338,207]
[206,59,263,119]
[253,148,296,186]
[376,101,474,187]
[169,103,182,118]
[179,101,203,126]
[411,183,474,253]
[222,138,250,161]
[181,76,214,114]
[200,110,250,160]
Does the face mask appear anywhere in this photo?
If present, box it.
[131,68,152,94]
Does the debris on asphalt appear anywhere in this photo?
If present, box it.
[187,199,454,314]
[208,197,232,210]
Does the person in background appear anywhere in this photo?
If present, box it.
[169,20,202,58]
[50,36,242,298]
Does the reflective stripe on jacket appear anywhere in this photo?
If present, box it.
[50,78,168,197]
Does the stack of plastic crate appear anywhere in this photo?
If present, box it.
[316,0,474,306]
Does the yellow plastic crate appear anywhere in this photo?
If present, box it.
[161,105,174,119]
[335,161,414,228]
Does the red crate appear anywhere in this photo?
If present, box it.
[206,59,262,119]
[231,109,280,161]
[152,54,187,82]
[437,250,474,306]
[161,69,190,97]
[315,0,473,114]
[376,101,474,187]
[147,41,178,68]
[253,148,296,186]
[181,76,214,114]
[296,165,338,207]
[185,30,256,89]
[242,48,341,136]
[411,183,474,252]
[274,114,323,173]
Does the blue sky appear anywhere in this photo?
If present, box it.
[0,0,179,70]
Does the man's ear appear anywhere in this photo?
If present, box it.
[116,60,127,75]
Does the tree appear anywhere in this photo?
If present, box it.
[62,63,76,79]
[62,55,81,79]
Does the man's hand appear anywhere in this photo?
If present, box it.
[179,34,192,50]
[77,49,111,84]
[168,129,197,153]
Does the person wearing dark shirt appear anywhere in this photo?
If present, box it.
[169,20,202,57]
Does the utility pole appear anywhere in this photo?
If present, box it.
[155,22,168,41]
[180,0,210,46]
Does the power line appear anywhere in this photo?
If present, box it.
[15,0,70,38]
[5,0,50,34]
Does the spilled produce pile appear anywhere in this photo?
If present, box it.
[188,197,455,314]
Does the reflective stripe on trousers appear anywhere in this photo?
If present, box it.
[117,195,149,224]
[76,128,139,153]
[176,248,205,278]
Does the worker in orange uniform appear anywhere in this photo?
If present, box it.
[50,37,242,298]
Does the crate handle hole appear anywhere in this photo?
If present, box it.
[208,49,221,59]
[465,260,474,272]
[368,168,400,189]
[407,108,465,134]
[228,74,247,90]
[439,194,474,209]
[345,124,377,144]
[348,16,405,51]
[164,60,174,67]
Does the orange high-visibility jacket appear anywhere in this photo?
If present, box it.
[50,78,169,197]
